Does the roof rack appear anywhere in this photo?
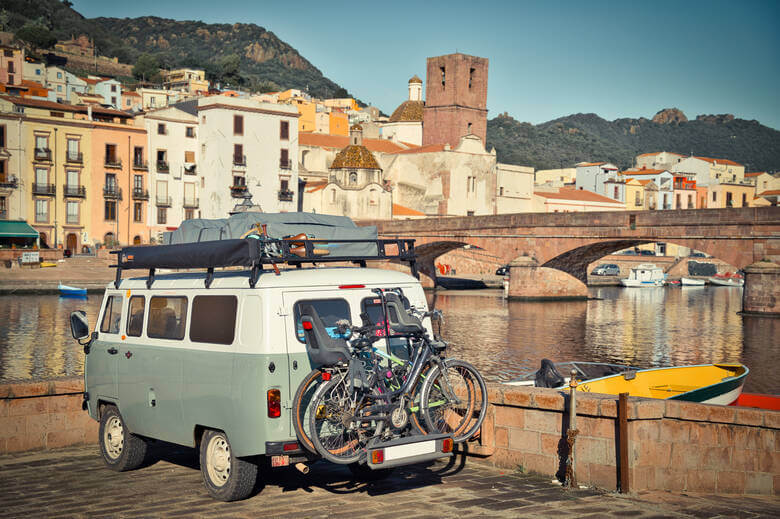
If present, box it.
[109,238,418,289]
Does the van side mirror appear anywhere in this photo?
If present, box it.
[70,311,90,340]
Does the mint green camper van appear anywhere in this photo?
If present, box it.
[69,234,475,501]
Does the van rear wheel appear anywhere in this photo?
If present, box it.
[98,405,147,471]
[199,429,258,501]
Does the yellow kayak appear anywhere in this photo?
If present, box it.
[40,262,57,268]
[576,363,748,405]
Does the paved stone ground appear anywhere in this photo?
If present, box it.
[1,444,777,518]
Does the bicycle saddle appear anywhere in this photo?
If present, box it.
[384,292,424,335]
[300,304,350,366]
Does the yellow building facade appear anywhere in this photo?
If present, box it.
[623,178,645,210]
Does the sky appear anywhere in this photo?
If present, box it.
[72,0,780,129]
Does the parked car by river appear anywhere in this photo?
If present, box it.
[591,264,620,276]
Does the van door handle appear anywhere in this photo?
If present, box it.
[107,347,118,355]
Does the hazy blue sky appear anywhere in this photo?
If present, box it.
[73,0,780,129]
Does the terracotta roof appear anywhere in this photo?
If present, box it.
[534,188,624,204]
[331,145,380,170]
[299,132,407,153]
[637,151,684,158]
[693,156,743,167]
[577,162,605,167]
[388,100,424,123]
[408,75,422,84]
[619,169,668,176]
[80,77,100,85]
[638,179,654,186]
[123,91,141,97]
[745,171,765,177]
[389,144,446,155]
[305,181,328,193]
[758,190,780,196]
[393,203,425,216]
[0,95,131,117]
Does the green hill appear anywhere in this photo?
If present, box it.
[1,0,356,99]
[487,109,780,172]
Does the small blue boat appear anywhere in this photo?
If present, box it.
[58,283,87,297]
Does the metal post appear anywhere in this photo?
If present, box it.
[618,392,630,493]
[565,369,579,488]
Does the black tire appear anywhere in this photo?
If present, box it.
[199,429,258,502]
[348,462,395,481]
[292,368,322,454]
[420,359,487,443]
[309,376,381,465]
[98,405,148,471]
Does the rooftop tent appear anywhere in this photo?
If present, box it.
[163,212,378,256]
[0,220,39,248]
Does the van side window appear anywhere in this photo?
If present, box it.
[100,295,123,334]
[126,296,145,337]
[190,295,238,345]
[148,296,188,340]
[293,299,350,343]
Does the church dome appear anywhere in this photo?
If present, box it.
[409,75,422,84]
[388,100,424,123]
[331,145,380,170]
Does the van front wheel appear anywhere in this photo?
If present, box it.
[99,405,147,471]
[199,429,258,501]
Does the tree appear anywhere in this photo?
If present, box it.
[219,54,242,86]
[132,53,160,83]
[15,23,57,50]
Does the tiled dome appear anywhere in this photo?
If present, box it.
[388,100,424,123]
[331,145,380,170]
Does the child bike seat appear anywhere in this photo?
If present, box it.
[384,292,425,335]
[300,304,350,366]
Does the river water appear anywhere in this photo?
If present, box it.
[0,287,777,394]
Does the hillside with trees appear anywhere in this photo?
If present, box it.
[0,0,357,99]
[487,109,780,172]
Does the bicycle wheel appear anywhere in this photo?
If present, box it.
[292,368,322,454]
[309,375,382,465]
[420,359,487,443]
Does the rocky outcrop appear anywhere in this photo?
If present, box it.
[652,108,688,124]
[696,113,736,124]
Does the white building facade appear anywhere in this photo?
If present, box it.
[197,96,300,218]
[574,162,619,195]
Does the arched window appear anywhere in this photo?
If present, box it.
[104,232,115,248]
[349,172,358,185]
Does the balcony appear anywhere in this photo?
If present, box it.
[104,157,122,168]
[0,209,7,220]
[34,148,52,161]
[233,155,246,167]
[132,188,150,200]
[278,189,294,202]
[65,152,83,164]
[183,197,199,208]
[156,195,172,207]
[103,186,122,200]
[279,159,292,170]
[63,185,86,198]
[184,164,197,175]
[32,183,56,196]
[156,160,169,173]
[230,184,248,198]
[0,176,18,189]
[133,160,148,170]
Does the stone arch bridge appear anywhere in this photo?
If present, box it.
[367,207,780,313]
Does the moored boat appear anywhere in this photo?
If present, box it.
[729,393,780,410]
[507,359,639,387]
[620,263,665,287]
[709,273,744,287]
[576,363,748,404]
[680,277,706,286]
[58,283,87,297]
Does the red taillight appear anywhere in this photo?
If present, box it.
[371,449,384,464]
[283,441,299,452]
[267,389,281,418]
[302,320,313,330]
[442,437,453,453]
[321,372,331,381]
[339,284,365,289]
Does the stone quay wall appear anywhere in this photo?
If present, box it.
[475,384,779,496]
[2,378,777,496]
[0,378,96,453]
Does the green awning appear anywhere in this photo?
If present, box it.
[0,220,39,238]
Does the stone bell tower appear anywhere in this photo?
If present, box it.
[422,53,489,147]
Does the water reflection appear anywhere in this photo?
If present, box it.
[430,286,777,395]
[0,288,776,394]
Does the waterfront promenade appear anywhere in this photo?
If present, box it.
[0,255,114,293]
[1,444,778,518]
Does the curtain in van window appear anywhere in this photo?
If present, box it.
[189,296,237,345]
